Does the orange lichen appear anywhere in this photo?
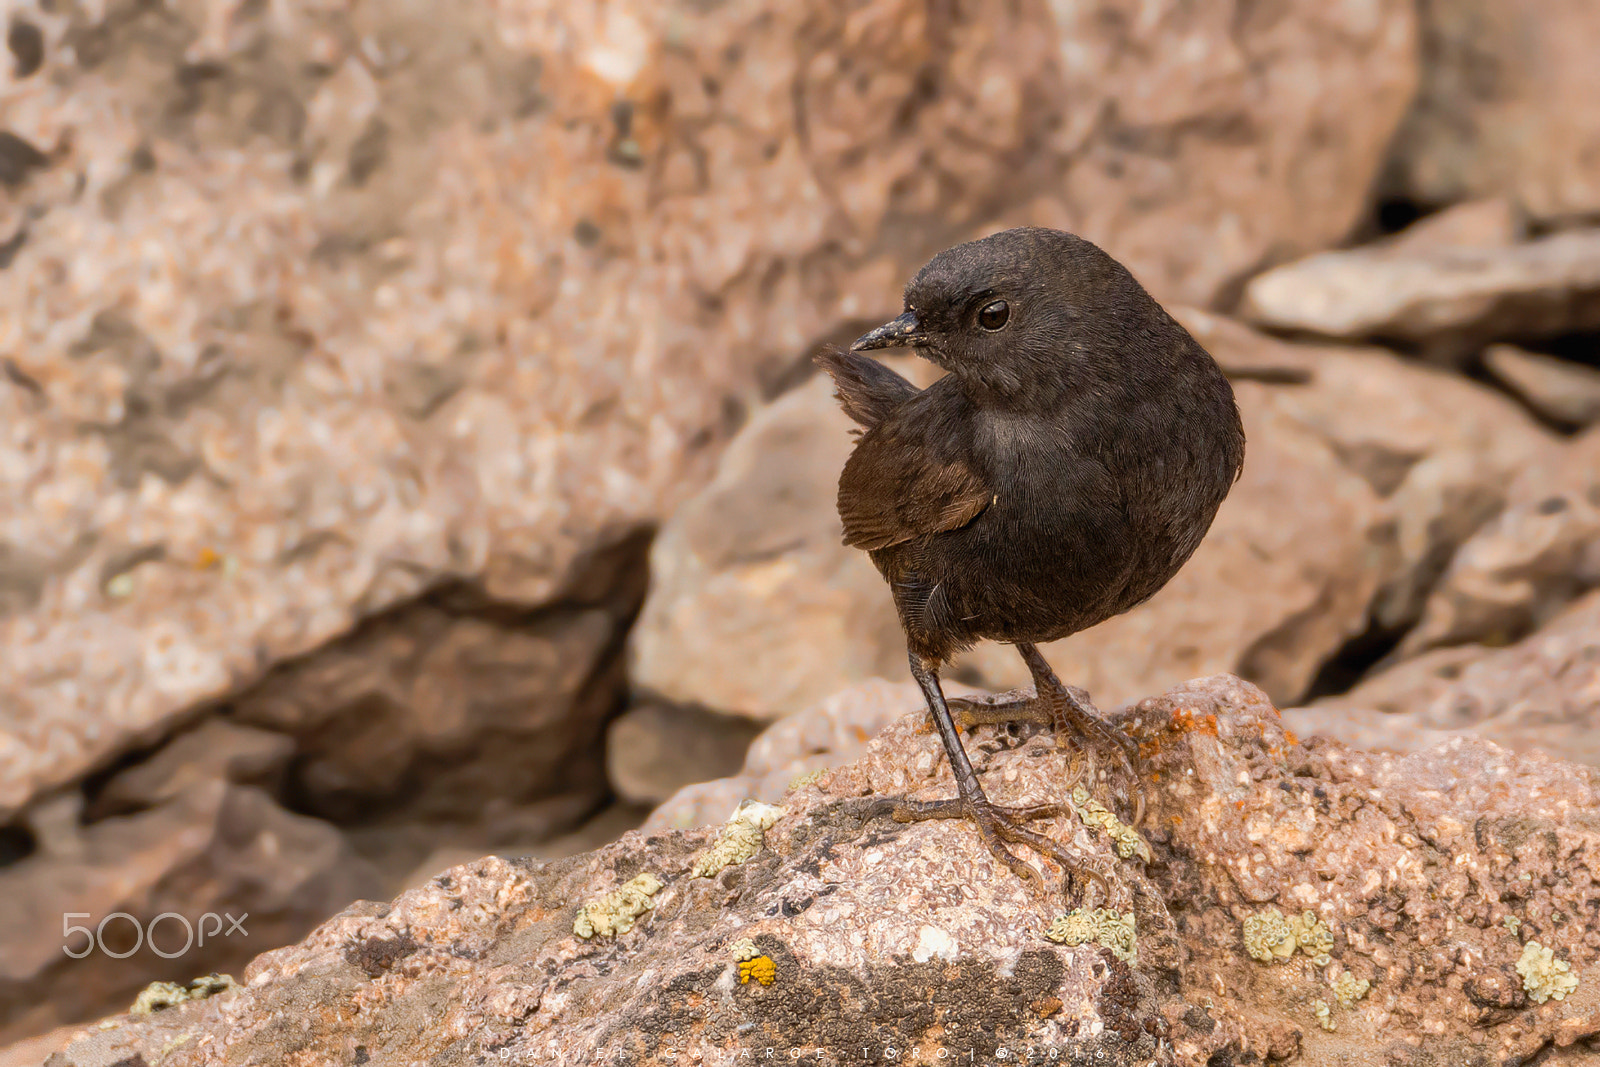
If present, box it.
[738,956,776,986]
[1168,706,1220,736]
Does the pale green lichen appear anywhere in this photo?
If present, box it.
[1503,914,1522,934]
[129,974,237,1015]
[1243,908,1333,966]
[573,872,665,939]
[1517,941,1579,1004]
[1068,786,1151,862]
[691,800,785,878]
[1312,999,1335,1032]
[728,937,761,962]
[1044,907,1137,963]
[1332,971,1371,1008]
[787,769,826,792]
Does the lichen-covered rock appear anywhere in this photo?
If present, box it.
[37,675,1600,1066]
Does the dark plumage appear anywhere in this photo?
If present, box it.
[817,226,1244,896]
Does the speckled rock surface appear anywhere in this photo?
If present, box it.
[0,0,1419,819]
[36,674,1600,1066]
[1239,228,1600,359]
[1291,587,1600,772]
[631,312,1553,718]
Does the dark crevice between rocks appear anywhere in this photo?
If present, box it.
[1300,614,1412,704]
[0,819,37,868]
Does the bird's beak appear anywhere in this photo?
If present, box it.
[850,311,929,352]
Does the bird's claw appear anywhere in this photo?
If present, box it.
[873,794,1110,906]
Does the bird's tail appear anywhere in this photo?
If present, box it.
[813,345,920,430]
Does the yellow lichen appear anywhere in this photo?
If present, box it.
[1332,971,1371,1008]
[1044,907,1137,963]
[1069,786,1151,862]
[129,974,237,1015]
[1517,941,1579,1004]
[691,800,785,878]
[729,938,761,962]
[1312,999,1335,1032]
[1243,908,1333,966]
[573,872,665,939]
[739,955,777,985]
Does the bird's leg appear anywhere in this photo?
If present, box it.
[1014,643,1145,827]
[874,651,1109,902]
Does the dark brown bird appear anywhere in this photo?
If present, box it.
[817,227,1244,894]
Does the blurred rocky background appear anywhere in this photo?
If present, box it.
[2,0,1600,1055]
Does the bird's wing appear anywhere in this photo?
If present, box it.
[814,347,921,431]
[836,402,992,551]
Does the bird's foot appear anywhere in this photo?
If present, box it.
[939,689,1144,827]
[867,794,1111,905]
[1037,685,1146,828]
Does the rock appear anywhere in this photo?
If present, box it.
[84,719,293,821]
[1290,587,1600,771]
[1484,344,1600,429]
[633,312,1553,719]
[0,0,1419,819]
[227,597,624,824]
[1386,197,1524,253]
[1398,425,1600,656]
[0,779,383,1047]
[605,702,765,807]
[1239,228,1600,360]
[35,674,1600,1065]
[629,374,919,721]
[644,678,976,834]
[1383,0,1600,223]
[399,800,653,893]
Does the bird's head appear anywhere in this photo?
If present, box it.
[849,227,1150,401]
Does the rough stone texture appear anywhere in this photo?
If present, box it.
[1383,0,1600,224]
[1239,228,1600,360]
[1291,587,1600,771]
[0,774,383,1047]
[32,674,1600,1066]
[633,311,1553,718]
[605,701,765,807]
[226,595,623,825]
[1484,344,1600,430]
[645,678,977,835]
[1399,425,1600,657]
[0,0,1419,819]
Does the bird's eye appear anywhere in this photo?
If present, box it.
[977,299,1009,331]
